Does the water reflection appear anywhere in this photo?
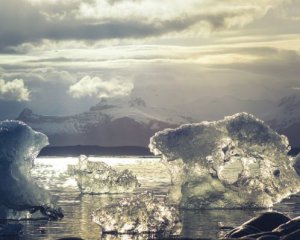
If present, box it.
[181,209,264,239]
[11,157,300,240]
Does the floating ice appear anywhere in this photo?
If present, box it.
[149,113,300,209]
[0,120,62,220]
[92,192,182,237]
[69,155,140,194]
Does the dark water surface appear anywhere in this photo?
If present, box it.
[11,156,300,240]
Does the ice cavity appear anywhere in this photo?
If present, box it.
[149,113,300,209]
[0,120,61,219]
[92,192,182,237]
[69,155,140,194]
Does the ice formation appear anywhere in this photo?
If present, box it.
[69,155,140,194]
[0,120,62,219]
[92,192,182,237]
[149,113,300,209]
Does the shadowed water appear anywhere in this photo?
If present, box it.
[8,156,300,240]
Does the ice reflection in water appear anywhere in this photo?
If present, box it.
[11,156,300,240]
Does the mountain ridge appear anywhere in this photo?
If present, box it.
[16,94,300,147]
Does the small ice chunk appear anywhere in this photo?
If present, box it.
[0,120,62,219]
[92,192,182,237]
[149,113,300,209]
[69,155,140,194]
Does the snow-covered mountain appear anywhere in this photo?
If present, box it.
[17,94,300,147]
[17,97,183,147]
[265,94,300,129]
[265,94,300,147]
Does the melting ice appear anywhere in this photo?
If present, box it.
[92,191,182,237]
[0,120,62,220]
[149,113,300,209]
[69,155,140,194]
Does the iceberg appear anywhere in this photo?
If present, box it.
[0,120,63,220]
[69,155,140,194]
[92,191,182,237]
[149,113,300,209]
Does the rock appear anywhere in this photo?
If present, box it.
[272,216,300,237]
[30,205,64,220]
[92,191,182,237]
[281,229,300,240]
[149,113,300,209]
[226,212,290,238]
[55,238,84,240]
[257,236,279,240]
[69,155,140,194]
[225,212,300,239]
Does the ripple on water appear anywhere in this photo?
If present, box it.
[15,156,300,240]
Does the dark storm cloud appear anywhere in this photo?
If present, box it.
[0,0,42,50]
[0,0,257,53]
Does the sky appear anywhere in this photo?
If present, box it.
[0,0,300,119]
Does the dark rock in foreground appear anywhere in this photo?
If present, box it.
[226,212,300,239]
[55,238,84,240]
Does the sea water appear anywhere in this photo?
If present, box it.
[13,156,300,240]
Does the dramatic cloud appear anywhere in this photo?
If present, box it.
[69,76,133,98]
[0,0,299,120]
[0,68,76,85]
[0,79,30,101]
[0,0,291,52]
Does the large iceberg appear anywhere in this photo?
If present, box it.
[92,191,182,237]
[69,155,140,194]
[149,113,300,209]
[0,120,62,220]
